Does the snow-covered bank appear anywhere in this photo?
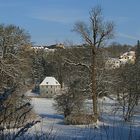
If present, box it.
[23,97,140,140]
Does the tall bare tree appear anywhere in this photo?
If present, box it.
[73,6,114,122]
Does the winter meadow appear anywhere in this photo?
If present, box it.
[0,1,140,140]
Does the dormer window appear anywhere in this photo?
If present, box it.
[46,82,48,84]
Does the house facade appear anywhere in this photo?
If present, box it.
[40,77,61,97]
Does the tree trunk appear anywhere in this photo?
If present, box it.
[58,62,63,89]
[91,48,98,122]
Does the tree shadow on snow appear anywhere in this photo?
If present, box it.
[39,113,64,120]
[39,113,65,125]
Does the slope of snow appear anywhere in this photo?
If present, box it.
[23,96,140,140]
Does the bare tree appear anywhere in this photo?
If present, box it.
[73,6,114,122]
[0,24,30,58]
[115,41,140,121]
[54,81,85,119]
[0,24,38,138]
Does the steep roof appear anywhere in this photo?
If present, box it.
[40,77,60,86]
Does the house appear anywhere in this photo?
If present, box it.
[0,47,2,58]
[40,77,61,97]
[47,43,65,49]
[105,51,136,69]
[105,58,121,69]
[119,51,135,64]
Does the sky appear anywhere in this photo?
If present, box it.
[0,0,140,46]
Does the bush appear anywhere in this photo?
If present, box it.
[64,114,96,125]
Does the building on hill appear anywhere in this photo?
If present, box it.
[0,45,3,58]
[105,51,136,69]
[105,58,121,69]
[40,77,61,97]
[119,51,135,64]
[31,43,65,52]
[47,43,65,49]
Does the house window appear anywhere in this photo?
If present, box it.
[46,82,48,84]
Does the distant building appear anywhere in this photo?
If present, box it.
[40,77,61,97]
[119,51,135,64]
[31,43,65,52]
[47,43,65,49]
[31,46,44,52]
[105,58,121,69]
[105,51,136,69]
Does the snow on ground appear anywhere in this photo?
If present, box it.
[24,92,140,140]
[25,90,39,97]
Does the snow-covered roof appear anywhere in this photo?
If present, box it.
[40,77,60,86]
[120,51,135,58]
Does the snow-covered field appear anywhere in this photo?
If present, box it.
[22,94,140,140]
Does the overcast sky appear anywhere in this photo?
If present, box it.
[0,0,140,45]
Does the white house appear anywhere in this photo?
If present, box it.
[40,77,61,97]
[105,51,136,69]
[105,58,121,69]
[119,51,135,64]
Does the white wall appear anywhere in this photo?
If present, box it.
[40,85,61,97]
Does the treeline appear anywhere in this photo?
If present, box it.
[106,42,134,57]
